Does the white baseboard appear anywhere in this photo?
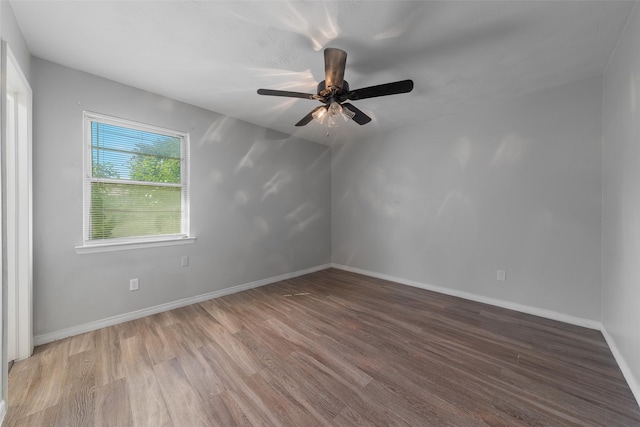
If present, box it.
[601,327,640,407]
[34,263,331,346]
[331,263,602,330]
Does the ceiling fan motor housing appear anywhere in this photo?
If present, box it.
[318,80,349,98]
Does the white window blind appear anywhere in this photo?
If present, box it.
[82,112,190,245]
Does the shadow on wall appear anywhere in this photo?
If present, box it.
[333,131,533,285]
[262,170,293,201]
[199,115,237,146]
[286,202,323,239]
[193,117,330,275]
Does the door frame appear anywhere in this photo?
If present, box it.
[3,41,33,363]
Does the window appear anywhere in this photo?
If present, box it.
[81,112,190,249]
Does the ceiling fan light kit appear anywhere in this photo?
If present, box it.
[257,47,414,128]
[313,101,355,128]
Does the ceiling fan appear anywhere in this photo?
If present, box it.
[257,48,414,127]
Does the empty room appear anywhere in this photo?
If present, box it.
[1,0,640,425]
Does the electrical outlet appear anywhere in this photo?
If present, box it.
[130,278,139,291]
[181,256,189,267]
[497,270,506,282]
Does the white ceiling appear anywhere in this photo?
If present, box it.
[9,1,635,145]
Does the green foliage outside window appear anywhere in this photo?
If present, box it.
[128,138,181,184]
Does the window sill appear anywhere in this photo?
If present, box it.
[75,236,196,254]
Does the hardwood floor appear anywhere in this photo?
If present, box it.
[6,268,640,426]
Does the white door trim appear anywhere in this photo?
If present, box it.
[4,42,33,362]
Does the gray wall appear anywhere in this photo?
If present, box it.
[1,0,30,80]
[332,76,603,322]
[602,2,640,398]
[32,58,331,337]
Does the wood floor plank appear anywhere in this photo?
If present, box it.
[53,350,96,427]
[263,317,373,388]
[120,336,172,427]
[270,351,347,422]
[154,357,216,426]
[332,404,371,427]
[94,325,124,388]
[233,328,288,373]
[8,405,58,427]
[285,350,401,426]
[163,324,226,401]
[137,316,176,365]
[215,389,261,426]
[94,378,133,427]
[244,367,326,426]
[198,344,284,426]
[20,339,71,417]
[256,365,334,427]
[200,321,262,376]
[207,391,246,427]
[5,351,43,423]
[68,331,95,356]
[7,268,640,426]
[199,298,244,334]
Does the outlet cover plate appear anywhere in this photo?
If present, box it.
[497,270,506,282]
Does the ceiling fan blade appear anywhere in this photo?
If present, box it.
[257,88,317,100]
[345,79,414,101]
[341,103,372,125]
[324,48,347,91]
[295,106,326,127]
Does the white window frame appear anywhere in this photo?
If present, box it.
[76,112,195,254]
